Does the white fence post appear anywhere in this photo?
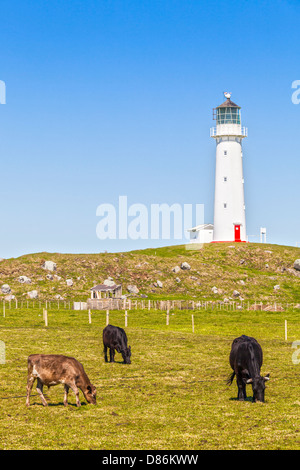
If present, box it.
[285,320,287,341]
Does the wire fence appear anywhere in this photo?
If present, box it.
[2,298,299,313]
[1,299,300,343]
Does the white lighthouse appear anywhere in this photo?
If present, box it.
[210,93,248,242]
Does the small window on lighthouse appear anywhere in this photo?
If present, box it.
[224,151,227,156]
[224,177,227,182]
[224,203,227,208]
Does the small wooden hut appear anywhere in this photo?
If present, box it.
[87,283,122,310]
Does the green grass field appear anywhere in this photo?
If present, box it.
[0,305,299,450]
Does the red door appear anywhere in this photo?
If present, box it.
[234,225,241,242]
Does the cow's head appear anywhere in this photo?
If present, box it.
[122,346,131,364]
[84,384,97,404]
[246,374,270,402]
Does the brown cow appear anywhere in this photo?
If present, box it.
[26,354,97,407]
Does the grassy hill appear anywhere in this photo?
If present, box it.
[0,242,299,303]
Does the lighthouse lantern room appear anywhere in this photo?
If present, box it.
[210,93,247,242]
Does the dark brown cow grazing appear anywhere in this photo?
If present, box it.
[103,324,131,364]
[26,354,97,407]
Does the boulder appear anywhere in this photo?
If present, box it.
[103,279,116,287]
[1,284,11,294]
[273,285,280,291]
[181,262,191,270]
[127,285,139,294]
[172,266,181,273]
[233,290,240,297]
[66,279,73,287]
[18,276,31,284]
[46,274,53,280]
[211,286,219,294]
[175,277,181,283]
[294,259,300,272]
[27,290,38,299]
[4,294,15,301]
[42,261,57,272]
[156,280,163,288]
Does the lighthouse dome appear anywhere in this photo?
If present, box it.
[215,96,241,125]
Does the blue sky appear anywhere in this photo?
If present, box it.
[0,0,299,257]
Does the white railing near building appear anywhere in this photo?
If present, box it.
[210,126,248,138]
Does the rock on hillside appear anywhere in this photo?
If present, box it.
[27,290,38,299]
[127,285,139,294]
[181,262,191,270]
[1,284,11,294]
[294,259,300,271]
[42,261,57,272]
[18,276,31,284]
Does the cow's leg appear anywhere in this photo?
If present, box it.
[63,385,69,406]
[104,345,108,363]
[70,383,81,407]
[26,373,35,407]
[36,378,48,406]
[109,347,115,363]
[236,376,247,401]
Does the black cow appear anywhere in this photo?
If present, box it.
[103,324,131,364]
[227,335,270,402]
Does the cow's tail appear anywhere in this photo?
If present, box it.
[226,371,235,386]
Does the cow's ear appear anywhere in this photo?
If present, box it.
[264,374,270,381]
